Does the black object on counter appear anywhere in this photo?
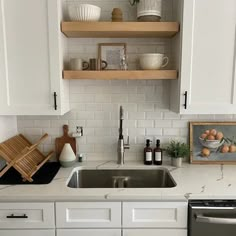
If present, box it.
[153,139,163,165]
[144,139,153,165]
[0,162,60,185]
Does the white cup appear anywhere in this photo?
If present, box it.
[139,53,169,70]
[70,58,89,70]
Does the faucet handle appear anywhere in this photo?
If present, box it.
[124,136,130,149]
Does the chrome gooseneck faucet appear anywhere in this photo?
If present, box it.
[117,106,130,165]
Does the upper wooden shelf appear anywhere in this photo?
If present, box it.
[63,70,178,80]
[61,22,180,38]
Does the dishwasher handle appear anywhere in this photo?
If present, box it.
[195,214,236,225]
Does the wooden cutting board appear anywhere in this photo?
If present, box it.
[55,125,76,160]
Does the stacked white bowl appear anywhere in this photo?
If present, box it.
[68,4,101,21]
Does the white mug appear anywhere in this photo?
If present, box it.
[70,58,89,70]
[139,53,169,70]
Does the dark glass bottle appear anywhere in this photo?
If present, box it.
[153,139,162,165]
[144,139,152,165]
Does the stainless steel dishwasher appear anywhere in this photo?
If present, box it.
[188,200,236,236]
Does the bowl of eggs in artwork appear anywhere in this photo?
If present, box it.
[199,129,224,149]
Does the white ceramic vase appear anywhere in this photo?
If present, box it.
[171,158,182,168]
[137,0,162,21]
[59,143,76,168]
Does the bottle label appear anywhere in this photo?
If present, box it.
[155,152,162,161]
[145,152,152,161]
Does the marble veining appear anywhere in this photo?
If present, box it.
[216,164,224,181]
[0,161,236,201]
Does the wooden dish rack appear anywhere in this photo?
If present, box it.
[0,133,54,182]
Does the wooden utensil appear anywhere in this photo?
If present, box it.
[55,125,76,160]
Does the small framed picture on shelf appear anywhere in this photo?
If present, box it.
[98,43,127,70]
[190,122,236,164]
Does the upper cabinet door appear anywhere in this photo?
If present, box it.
[0,0,69,115]
[179,0,236,114]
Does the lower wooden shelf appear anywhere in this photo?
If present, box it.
[63,70,178,80]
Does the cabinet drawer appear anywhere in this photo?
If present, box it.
[123,201,187,228]
[57,229,121,236]
[56,202,121,228]
[0,229,55,236]
[0,202,55,229]
[123,229,187,236]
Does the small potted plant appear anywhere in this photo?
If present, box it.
[129,0,162,22]
[166,140,190,167]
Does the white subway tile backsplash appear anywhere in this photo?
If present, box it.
[86,120,103,128]
[24,128,42,136]
[128,94,145,103]
[111,94,128,103]
[94,111,111,120]
[163,128,180,136]
[154,120,172,128]
[138,103,155,112]
[86,103,102,111]
[128,112,145,120]
[138,120,154,128]
[77,111,94,120]
[70,94,95,103]
[172,120,188,128]
[102,120,118,128]
[17,119,34,128]
[95,94,112,103]
[42,128,60,136]
[51,120,69,128]
[164,111,181,119]
[128,128,145,136]
[146,128,162,136]
[82,128,94,136]
[94,128,111,136]
[146,112,163,120]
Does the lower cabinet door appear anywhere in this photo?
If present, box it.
[57,229,121,236]
[0,230,55,236]
[123,229,187,236]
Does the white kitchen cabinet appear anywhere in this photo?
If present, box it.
[124,229,187,236]
[55,201,187,236]
[56,202,121,228]
[171,0,236,114]
[0,0,69,115]
[57,229,121,236]
[123,202,187,228]
[0,230,55,236]
[0,202,55,229]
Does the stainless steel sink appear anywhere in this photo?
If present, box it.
[67,168,176,188]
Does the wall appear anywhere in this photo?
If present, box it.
[0,116,18,169]
[0,116,17,142]
[17,0,236,161]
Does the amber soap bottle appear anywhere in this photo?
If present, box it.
[153,139,162,165]
[144,139,152,165]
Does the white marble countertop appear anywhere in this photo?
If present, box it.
[0,161,235,201]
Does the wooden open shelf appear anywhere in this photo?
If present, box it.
[63,70,178,80]
[61,22,180,38]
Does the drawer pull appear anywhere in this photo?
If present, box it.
[53,92,58,110]
[6,214,28,219]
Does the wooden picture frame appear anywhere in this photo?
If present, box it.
[98,43,127,70]
[190,122,236,164]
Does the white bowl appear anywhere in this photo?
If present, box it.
[199,137,224,149]
[68,4,101,22]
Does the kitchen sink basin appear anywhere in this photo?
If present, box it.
[67,168,176,188]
